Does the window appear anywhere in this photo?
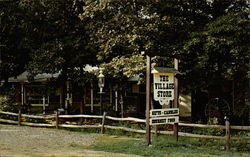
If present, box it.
[26,85,49,106]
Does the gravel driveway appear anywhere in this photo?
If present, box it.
[0,124,140,157]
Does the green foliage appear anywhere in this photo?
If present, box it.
[1,0,249,123]
[182,9,250,118]
[1,0,97,82]
[183,12,249,78]
[0,86,18,112]
[192,128,224,136]
[80,0,208,60]
[66,68,97,86]
[79,0,213,81]
[102,54,145,82]
[0,95,16,112]
[21,0,97,77]
[0,0,29,81]
[80,0,152,60]
[92,135,249,157]
[0,86,19,120]
[232,140,249,151]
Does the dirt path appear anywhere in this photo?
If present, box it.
[0,124,140,157]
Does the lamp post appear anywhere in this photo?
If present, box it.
[98,68,105,113]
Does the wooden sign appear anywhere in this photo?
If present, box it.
[150,116,179,125]
[150,108,179,117]
[153,73,174,105]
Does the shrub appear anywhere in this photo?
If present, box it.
[0,95,19,112]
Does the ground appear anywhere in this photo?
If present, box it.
[0,124,141,157]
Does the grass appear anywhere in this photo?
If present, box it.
[91,135,250,157]
[62,124,249,156]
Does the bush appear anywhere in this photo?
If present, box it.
[192,128,224,136]
[0,86,19,112]
[0,95,19,112]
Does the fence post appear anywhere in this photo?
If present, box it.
[173,123,179,141]
[101,112,107,134]
[18,109,22,126]
[225,118,231,151]
[55,111,59,129]
[155,126,159,136]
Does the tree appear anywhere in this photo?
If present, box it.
[183,9,249,122]
[81,0,249,123]
[102,54,145,81]
[19,0,97,79]
[0,0,29,83]
[79,0,219,73]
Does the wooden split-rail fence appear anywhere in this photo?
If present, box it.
[0,110,249,151]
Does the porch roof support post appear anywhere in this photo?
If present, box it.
[115,91,118,111]
[91,82,94,113]
[43,96,46,114]
[21,83,24,105]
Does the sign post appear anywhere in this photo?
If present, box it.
[145,55,151,146]
[143,51,180,146]
[151,66,180,141]
[173,59,179,141]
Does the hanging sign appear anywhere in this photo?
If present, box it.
[153,73,174,105]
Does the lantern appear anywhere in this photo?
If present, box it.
[98,69,105,93]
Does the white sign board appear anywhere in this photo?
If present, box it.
[150,108,179,117]
[153,73,174,105]
[150,116,179,125]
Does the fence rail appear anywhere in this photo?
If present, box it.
[0,110,249,151]
[178,122,250,131]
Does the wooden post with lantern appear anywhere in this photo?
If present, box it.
[98,68,105,114]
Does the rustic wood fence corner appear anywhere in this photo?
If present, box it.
[0,110,249,151]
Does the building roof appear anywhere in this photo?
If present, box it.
[6,65,100,83]
[128,75,140,82]
[8,71,60,82]
[151,67,180,74]
[6,66,180,83]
